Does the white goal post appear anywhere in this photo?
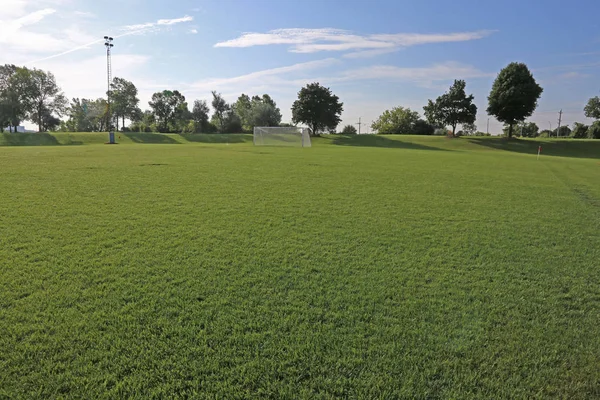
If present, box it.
[253,127,311,147]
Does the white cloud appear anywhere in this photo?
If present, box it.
[123,15,193,32]
[340,62,491,86]
[190,58,340,91]
[35,54,150,100]
[189,29,198,34]
[215,28,494,56]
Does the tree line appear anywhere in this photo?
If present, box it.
[363,62,600,139]
[1,61,598,138]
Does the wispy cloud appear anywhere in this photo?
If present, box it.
[25,14,194,64]
[340,62,491,86]
[123,15,193,32]
[215,28,494,56]
[191,58,340,91]
[189,29,198,34]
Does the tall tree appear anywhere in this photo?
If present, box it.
[571,122,589,139]
[211,91,229,132]
[233,94,252,131]
[23,69,68,132]
[110,77,139,130]
[148,90,186,132]
[291,82,343,135]
[584,96,600,120]
[503,122,539,137]
[487,62,543,138]
[0,65,31,132]
[371,107,420,134]
[192,100,210,132]
[423,80,477,137]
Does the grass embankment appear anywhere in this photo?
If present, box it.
[0,136,599,397]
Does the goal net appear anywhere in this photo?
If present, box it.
[253,127,311,147]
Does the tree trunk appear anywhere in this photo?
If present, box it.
[9,125,12,133]
[508,123,513,138]
[452,124,457,137]
[116,117,119,132]
[123,115,125,130]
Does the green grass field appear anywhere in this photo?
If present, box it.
[1,134,599,398]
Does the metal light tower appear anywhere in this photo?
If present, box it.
[104,36,115,144]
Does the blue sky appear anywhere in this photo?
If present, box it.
[3,0,599,132]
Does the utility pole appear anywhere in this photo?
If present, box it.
[486,118,490,135]
[557,109,563,138]
[104,36,114,144]
[356,117,362,135]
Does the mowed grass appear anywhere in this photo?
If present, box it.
[1,135,599,398]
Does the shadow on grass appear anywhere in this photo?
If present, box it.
[0,133,83,146]
[180,133,253,144]
[123,133,180,144]
[465,137,600,160]
[329,134,450,151]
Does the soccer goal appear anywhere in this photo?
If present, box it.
[253,127,311,147]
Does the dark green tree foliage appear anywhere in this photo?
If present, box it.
[371,107,420,134]
[25,69,68,132]
[191,100,210,132]
[110,77,140,130]
[413,119,435,135]
[554,125,571,137]
[587,121,600,139]
[503,122,539,137]
[571,123,588,139]
[291,83,343,135]
[487,62,543,138]
[341,125,357,134]
[211,91,229,132]
[149,90,187,132]
[584,97,600,120]
[423,79,477,136]
[0,65,29,132]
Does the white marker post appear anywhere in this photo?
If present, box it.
[537,145,542,160]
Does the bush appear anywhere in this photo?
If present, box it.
[539,129,552,138]
[571,123,588,139]
[412,120,434,135]
[341,125,357,134]
[121,127,131,133]
[588,121,600,139]
[434,128,449,136]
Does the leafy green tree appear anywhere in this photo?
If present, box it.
[423,80,477,136]
[66,98,109,132]
[341,125,357,134]
[413,119,435,135]
[22,68,68,132]
[554,125,571,137]
[503,122,539,137]
[584,97,600,120]
[110,77,139,131]
[250,101,281,128]
[587,121,600,139]
[291,83,343,135]
[192,100,210,132]
[0,65,30,132]
[211,91,229,132]
[539,129,552,138]
[233,94,252,130]
[571,122,588,139]
[487,62,543,138]
[371,106,420,134]
[149,90,186,132]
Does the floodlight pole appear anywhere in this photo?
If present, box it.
[104,36,115,144]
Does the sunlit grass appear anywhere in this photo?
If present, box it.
[1,136,599,398]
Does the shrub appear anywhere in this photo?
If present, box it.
[588,121,600,139]
[412,120,434,135]
[341,125,357,134]
[434,128,449,136]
